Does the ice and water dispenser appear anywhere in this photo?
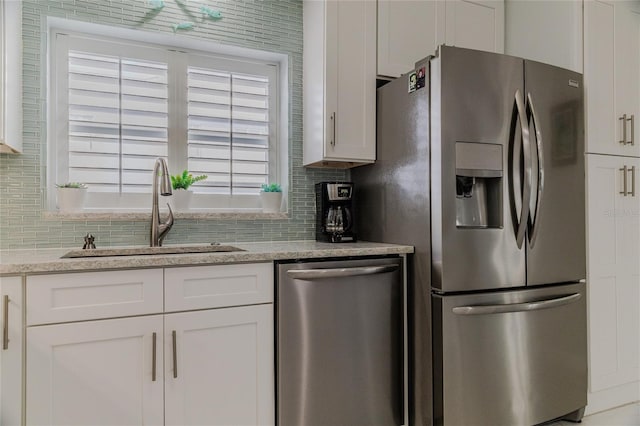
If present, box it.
[455,142,503,228]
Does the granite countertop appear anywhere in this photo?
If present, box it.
[0,241,414,275]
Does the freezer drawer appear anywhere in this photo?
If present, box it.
[277,257,404,426]
[433,282,587,426]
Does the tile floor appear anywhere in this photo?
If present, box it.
[551,402,640,426]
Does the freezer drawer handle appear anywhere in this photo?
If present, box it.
[287,264,399,280]
[452,293,581,315]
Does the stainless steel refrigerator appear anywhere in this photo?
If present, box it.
[352,45,587,426]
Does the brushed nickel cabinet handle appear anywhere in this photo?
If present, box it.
[620,166,628,196]
[629,115,635,146]
[620,114,628,144]
[3,295,9,350]
[172,330,178,379]
[630,166,636,197]
[152,332,157,382]
[330,112,336,147]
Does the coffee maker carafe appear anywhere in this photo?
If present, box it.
[315,182,356,243]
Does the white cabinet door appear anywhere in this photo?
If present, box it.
[377,0,503,79]
[26,315,164,426]
[164,263,273,312]
[0,0,22,154]
[504,0,583,73]
[303,0,376,167]
[585,0,640,156]
[377,0,445,78]
[27,269,164,325]
[586,154,640,394]
[1,276,23,426]
[164,304,274,426]
[445,0,504,54]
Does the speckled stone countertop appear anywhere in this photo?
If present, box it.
[0,241,414,275]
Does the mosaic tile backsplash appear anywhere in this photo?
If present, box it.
[0,0,347,249]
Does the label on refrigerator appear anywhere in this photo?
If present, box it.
[408,71,417,93]
[417,67,426,89]
[408,67,426,93]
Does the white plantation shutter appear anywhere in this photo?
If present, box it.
[187,62,275,195]
[52,31,280,210]
[67,51,169,193]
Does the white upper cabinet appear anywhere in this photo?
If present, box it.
[377,0,504,78]
[303,0,377,168]
[0,0,22,154]
[585,0,640,157]
[504,0,583,73]
[377,1,445,78]
[445,0,504,53]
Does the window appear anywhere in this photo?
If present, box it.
[49,27,286,211]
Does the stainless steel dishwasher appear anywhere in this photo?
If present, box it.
[277,256,404,426]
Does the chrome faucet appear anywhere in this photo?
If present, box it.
[150,157,174,247]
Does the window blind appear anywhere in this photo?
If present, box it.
[187,67,270,195]
[67,50,169,193]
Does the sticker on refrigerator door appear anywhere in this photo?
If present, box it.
[416,67,426,89]
[408,71,417,93]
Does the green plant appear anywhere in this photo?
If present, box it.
[260,183,282,192]
[56,182,88,189]
[170,170,207,190]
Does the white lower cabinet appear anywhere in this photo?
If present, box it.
[25,264,275,426]
[164,305,274,425]
[586,154,640,411]
[27,316,165,426]
[1,276,23,426]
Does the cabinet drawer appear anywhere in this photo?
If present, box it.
[27,269,163,325]
[165,263,273,312]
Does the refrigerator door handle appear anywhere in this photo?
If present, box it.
[452,293,582,315]
[286,265,399,280]
[527,93,544,248]
[512,90,532,249]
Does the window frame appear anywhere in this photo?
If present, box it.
[47,19,288,212]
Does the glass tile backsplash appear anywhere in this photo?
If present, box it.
[0,0,346,249]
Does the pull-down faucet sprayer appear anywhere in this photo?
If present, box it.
[150,157,174,247]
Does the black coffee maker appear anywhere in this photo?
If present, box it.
[315,182,356,243]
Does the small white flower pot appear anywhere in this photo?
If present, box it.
[56,187,87,212]
[260,191,282,213]
[168,190,193,211]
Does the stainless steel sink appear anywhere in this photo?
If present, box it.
[61,244,244,258]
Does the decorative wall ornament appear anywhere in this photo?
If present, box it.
[143,1,223,31]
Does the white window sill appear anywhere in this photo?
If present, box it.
[43,209,289,221]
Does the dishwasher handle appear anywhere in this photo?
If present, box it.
[452,293,582,316]
[286,264,399,280]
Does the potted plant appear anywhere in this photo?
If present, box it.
[169,170,207,210]
[56,182,88,211]
[260,183,283,213]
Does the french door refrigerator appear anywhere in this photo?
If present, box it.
[352,45,587,426]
